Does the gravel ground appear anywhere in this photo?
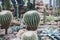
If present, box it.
[0,24,59,40]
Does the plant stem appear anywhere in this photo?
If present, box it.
[43,8,46,24]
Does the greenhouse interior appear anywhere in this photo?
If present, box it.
[0,0,60,40]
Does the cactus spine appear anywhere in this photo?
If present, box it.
[0,10,13,34]
[23,10,40,30]
[21,31,38,40]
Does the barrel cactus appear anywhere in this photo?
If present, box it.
[0,10,13,34]
[21,31,38,40]
[23,10,40,30]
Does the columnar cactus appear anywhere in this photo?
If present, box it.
[0,10,13,34]
[21,31,38,40]
[23,10,40,30]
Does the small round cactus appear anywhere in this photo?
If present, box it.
[21,31,38,40]
[23,10,40,30]
[0,10,13,34]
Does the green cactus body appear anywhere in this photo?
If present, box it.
[0,10,13,26]
[23,10,40,30]
[21,31,38,40]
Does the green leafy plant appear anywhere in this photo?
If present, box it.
[23,10,40,30]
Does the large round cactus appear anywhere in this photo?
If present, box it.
[23,10,40,30]
[21,31,38,40]
[0,10,13,34]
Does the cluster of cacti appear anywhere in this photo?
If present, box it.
[21,31,38,40]
[0,10,13,34]
[23,10,40,30]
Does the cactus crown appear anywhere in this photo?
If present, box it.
[23,10,40,27]
[21,31,38,40]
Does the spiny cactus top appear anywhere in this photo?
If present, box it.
[21,31,38,40]
[0,10,13,26]
[23,10,40,30]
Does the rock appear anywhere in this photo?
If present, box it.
[39,21,44,25]
[42,36,51,40]
[10,37,20,40]
[53,22,58,25]
[4,34,16,40]
[16,29,27,38]
[0,29,5,35]
[58,21,60,26]
[8,27,13,34]
[10,20,20,26]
